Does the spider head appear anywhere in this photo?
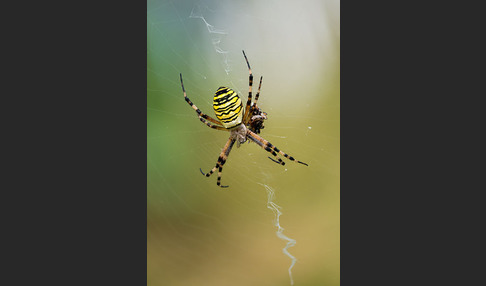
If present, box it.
[248,104,267,134]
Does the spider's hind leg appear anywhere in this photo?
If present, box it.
[200,166,228,188]
[199,138,236,188]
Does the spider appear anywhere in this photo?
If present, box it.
[179,50,308,188]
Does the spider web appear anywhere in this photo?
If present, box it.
[147,0,340,285]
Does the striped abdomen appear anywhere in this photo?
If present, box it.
[213,87,243,129]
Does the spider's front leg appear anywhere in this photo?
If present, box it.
[200,138,236,188]
[247,130,308,166]
[242,51,264,125]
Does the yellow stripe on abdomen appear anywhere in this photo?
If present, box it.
[213,87,243,129]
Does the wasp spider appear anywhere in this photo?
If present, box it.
[179,50,308,188]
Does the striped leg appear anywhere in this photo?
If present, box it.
[254,76,263,105]
[247,132,285,165]
[247,130,308,166]
[198,116,227,131]
[242,50,254,125]
[200,138,236,188]
[180,73,227,131]
[249,76,263,121]
[245,76,263,125]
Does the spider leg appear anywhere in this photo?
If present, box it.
[247,133,286,165]
[197,116,227,131]
[180,73,227,131]
[200,138,236,188]
[247,130,308,166]
[245,76,263,124]
[253,76,263,106]
[267,156,285,165]
[242,50,254,125]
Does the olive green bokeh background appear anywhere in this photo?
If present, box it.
[148,0,339,285]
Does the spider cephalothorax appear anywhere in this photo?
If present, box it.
[248,105,267,134]
[230,124,248,147]
[179,50,308,188]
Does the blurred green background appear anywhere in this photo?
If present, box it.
[148,0,339,285]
